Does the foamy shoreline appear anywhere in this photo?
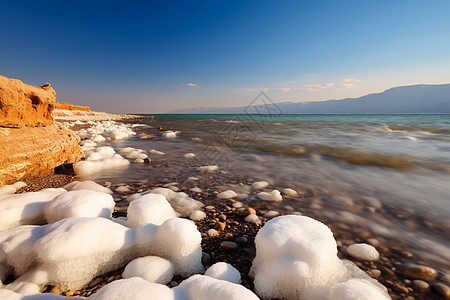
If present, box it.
[1,116,449,299]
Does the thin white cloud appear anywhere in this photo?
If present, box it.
[339,78,360,88]
[180,83,197,87]
[272,87,302,93]
[302,83,334,92]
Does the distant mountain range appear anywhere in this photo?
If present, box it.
[168,84,450,114]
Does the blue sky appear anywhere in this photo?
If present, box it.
[1,0,449,113]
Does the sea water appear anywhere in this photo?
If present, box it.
[86,114,450,272]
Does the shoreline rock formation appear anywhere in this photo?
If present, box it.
[0,75,56,127]
[0,75,83,186]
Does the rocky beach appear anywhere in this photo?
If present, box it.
[0,75,449,299]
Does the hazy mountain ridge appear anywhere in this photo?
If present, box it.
[168,84,450,114]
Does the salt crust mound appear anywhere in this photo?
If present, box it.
[205,262,241,284]
[0,217,203,293]
[197,165,218,172]
[0,188,67,230]
[136,188,203,217]
[64,181,113,194]
[90,277,175,300]
[74,149,130,177]
[257,190,283,202]
[44,190,115,223]
[217,190,237,199]
[76,120,136,141]
[347,243,380,261]
[251,215,390,300]
[329,278,391,300]
[173,274,259,300]
[126,194,178,227]
[123,256,174,284]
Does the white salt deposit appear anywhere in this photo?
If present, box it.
[251,215,389,299]
[44,190,115,223]
[183,153,196,159]
[118,147,136,154]
[232,202,243,208]
[134,158,145,163]
[197,165,218,172]
[1,217,203,293]
[217,190,237,199]
[143,188,203,217]
[126,194,178,227]
[190,187,202,193]
[173,274,259,300]
[347,243,380,261]
[263,210,280,218]
[236,194,249,200]
[282,188,298,197]
[162,130,177,138]
[329,278,391,300]
[150,149,165,155]
[0,188,67,230]
[205,262,241,284]
[190,210,206,221]
[12,182,27,189]
[257,190,283,202]
[244,214,261,225]
[64,181,112,194]
[89,277,174,300]
[73,154,130,177]
[251,181,269,189]
[123,256,174,284]
[0,185,17,194]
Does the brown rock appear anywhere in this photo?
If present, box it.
[49,286,61,295]
[242,207,256,216]
[403,263,438,281]
[215,222,226,231]
[0,123,83,185]
[221,241,238,250]
[0,75,56,127]
[431,282,450,299]
[413,280,429,292]
[393,283,409,294]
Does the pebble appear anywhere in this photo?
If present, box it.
[232,202,243,208]
[89,277,104,288]
[64,290,74,297]
[242,207,256,216]
[215,222,226,231]
[49,286,61,295]
[393,283,409,294]
[224,233,233,240]
[207,229,219,237]
[115,186,130,193]
[218,214,227,221]
[412,280,429,292]
[202,252,211,265]
[368,269,381,279]
[221,241,238,250]
[263,210,279,218]
[431,282,450,299]
[205,205,215,210]
[347,243,379,261]
[236,236,248,244]
[282,188,298,197]
[403,263,438,281]
[168,186,179,192]
[190,187,202,193]
[170,281,179,287]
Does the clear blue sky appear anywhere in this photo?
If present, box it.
[1,0,449,113]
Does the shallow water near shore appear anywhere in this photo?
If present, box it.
[81,114,450,274]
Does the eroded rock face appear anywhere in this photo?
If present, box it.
[0,123,83,185]
[0,75,56,127]
[55,101,91,111]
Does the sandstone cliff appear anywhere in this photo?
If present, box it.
[0,75,83,186]
[0,124,83,185]
[55,101,91,111]
[0,75,56,127]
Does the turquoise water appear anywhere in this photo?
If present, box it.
[96,114,450,268]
